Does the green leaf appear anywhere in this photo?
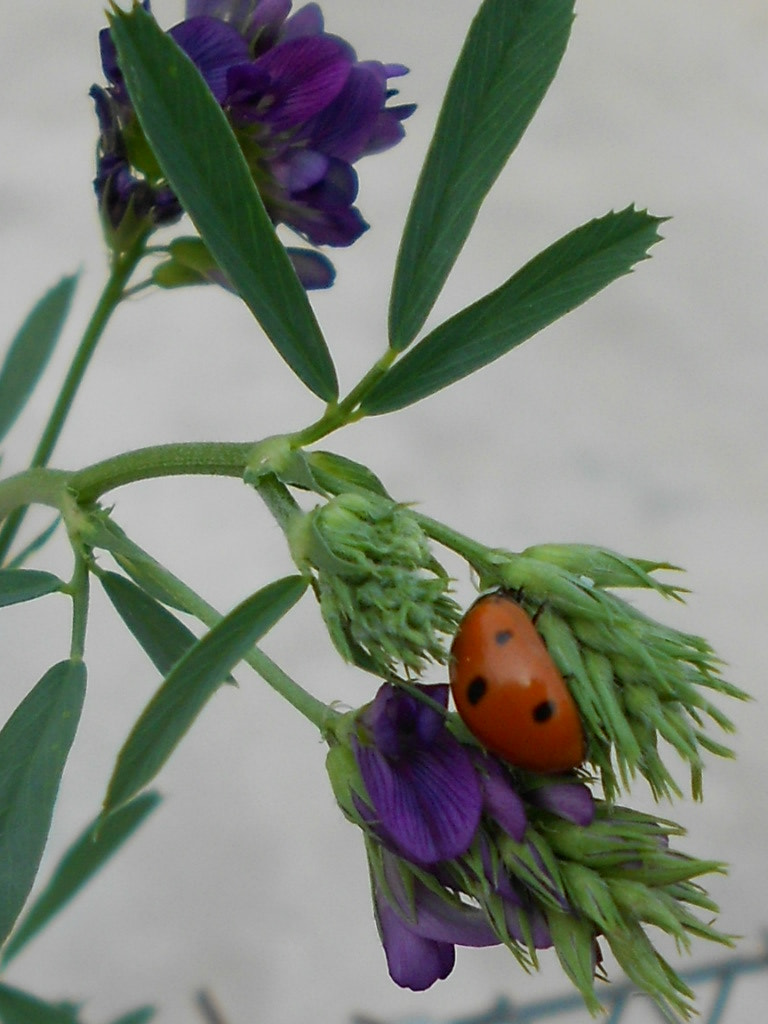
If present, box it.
[366,207,664,414]
[108,6,337,401]
[0,569,64,608]
[0,985,82,1024]
[0,275,78,444]
[1,793,159,966]
[0,662,86,948]
[100,572,202,676]
[389,0,574,350]
[103,576,307,813]
[6,517,61,569]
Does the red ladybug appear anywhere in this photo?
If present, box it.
[449,592,585,773]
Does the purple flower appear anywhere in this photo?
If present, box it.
[93,0,414,281]
[353,684,482,865]
[373,849,499,991]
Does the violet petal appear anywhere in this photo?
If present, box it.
[478,757,527,842]
[527,780,595,827]
[355,738,481,864]
[169,17,250,102]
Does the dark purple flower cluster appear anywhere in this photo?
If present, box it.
[350,683,594,990]
[93,0,414,281]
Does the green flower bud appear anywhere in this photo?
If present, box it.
[295,492,460,677]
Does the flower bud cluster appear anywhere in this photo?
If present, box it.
[294,492,460,677]
[472,543,748,801]
[326,683,731,1018]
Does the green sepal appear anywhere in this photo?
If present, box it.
[305,451,391,498]
[245,436,320,493]
[605,920,695,1021]
[546,909,603,1016]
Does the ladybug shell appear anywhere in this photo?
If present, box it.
[449,593,585,773]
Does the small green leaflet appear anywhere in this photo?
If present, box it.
[364,208,665,414]
[108,6,337,401]
[103,576,307,813]
[0,569,64,608]
[1,793,160,967]
[0,661,86,949]
[389,0,574,350]
[0,275,78,445]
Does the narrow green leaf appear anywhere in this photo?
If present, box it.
[108,6,337,401]
[366,207,664,414]
[6,517,61,569]
[100,572,202,676]
[0,569,64,608]
[0,661,86,948]
[389,0,574,350]
[104,576,307,813]
[0,275,78,444]
[1,793,160,967]
[0,985,82,1024]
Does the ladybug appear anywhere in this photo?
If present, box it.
[449,592,585,773]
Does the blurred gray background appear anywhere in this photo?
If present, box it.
[1,1,767,1021]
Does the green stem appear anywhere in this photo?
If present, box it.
[0,234,149,561]
[251,472,302,533]
[414,510,497,568]
[289,348,397,448]
[69,554,90,661]
[97,529,335,732]
[70,441,253,503]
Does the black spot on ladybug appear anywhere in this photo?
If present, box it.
[532,699,555,723]
[466,676,487,705]
[495,629,513,645]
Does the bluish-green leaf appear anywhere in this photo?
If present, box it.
[0,275,78,444]
[0,985,82,1024]
[389,0,574,350]
[305,451,391,498]
[0,569,64,608]
[366,208,664,414]
[6,517,61,569]
[103,576,307,813]
[108,6,337,401]
[0,661,86,948]
[1,793,160,967]
[100,572,202,675]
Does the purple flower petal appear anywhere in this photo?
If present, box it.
[169,17,249,102]
[282,2,325,40]
[304,63,385,162]
[286,247,335,289]
[355,738,481,864]
[527,780,595,827]
[375,892,455,991]
[477,755,527,842]
[251,36,352,129]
